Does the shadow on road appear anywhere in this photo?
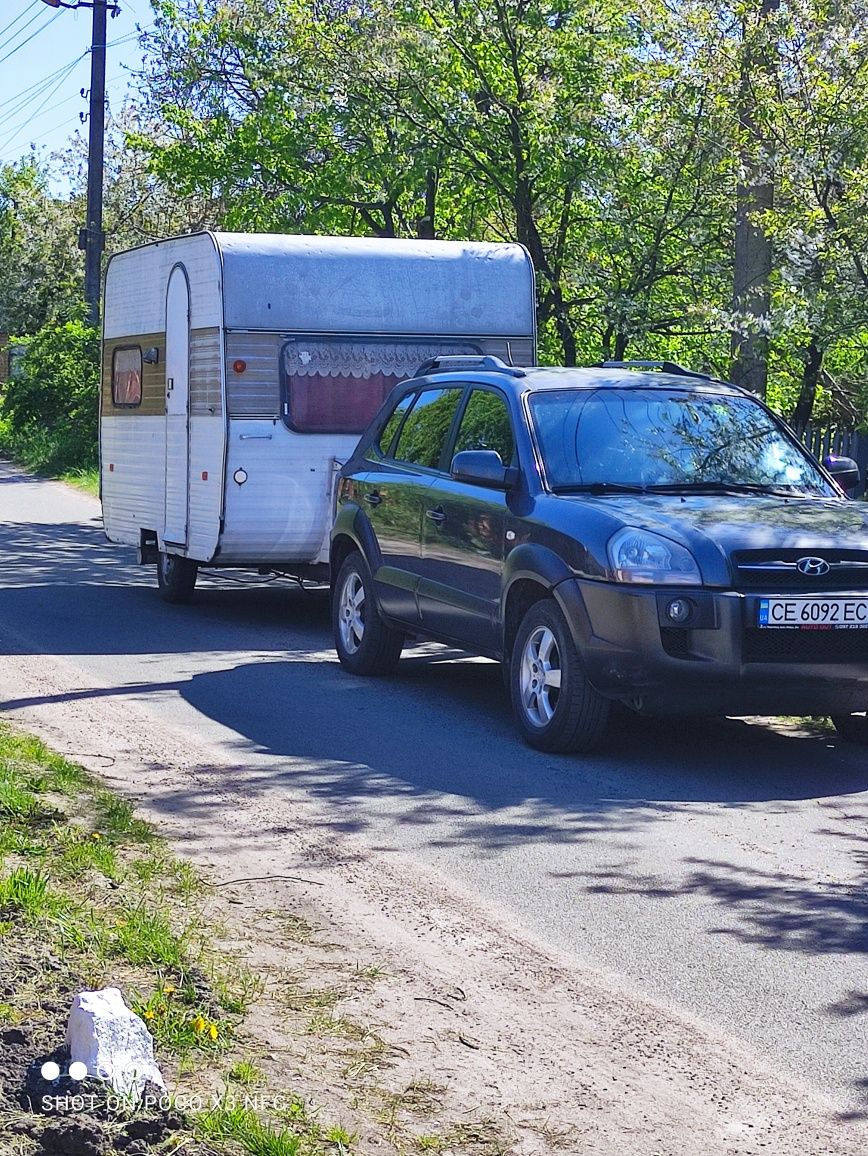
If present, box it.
[0,519,331,655]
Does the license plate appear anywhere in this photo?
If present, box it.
[758,597,868,629]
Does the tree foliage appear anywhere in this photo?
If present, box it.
[0,161,82,335]
[2,0,867,429]
[0,320,99,473]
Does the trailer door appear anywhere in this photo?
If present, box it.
[164,265,191,547]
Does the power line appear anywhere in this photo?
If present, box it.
[0,15,150,161]
[0,8,63,67]
[0,1,39,45]
[0,18,150,118]
[0,51,89,114]
[0,57,83,156]
[0,4,47,57]
[0,73,128,163]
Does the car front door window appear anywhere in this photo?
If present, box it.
[452,388,515,465]
[393,387,465,470]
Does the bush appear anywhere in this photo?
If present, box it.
[0,319,99,473]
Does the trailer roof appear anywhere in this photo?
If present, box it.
[213,232,535,336]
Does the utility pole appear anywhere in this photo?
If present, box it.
[83,0,107,329]
[730,0,781,398]
[41,0,117,328]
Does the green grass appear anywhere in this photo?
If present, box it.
[130,985,227,1057]
[59,466,99,495]
[53,825,121,880]
[197,1100,305,1156]
[110,900,191,970]
[229,1060,264,1086]
[0,866,67,921]
[93,790,155,843]
[0,727,89,796]
[0,721,426,1155]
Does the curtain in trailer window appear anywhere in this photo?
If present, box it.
[112,347,142,407]
[281,338,480,434]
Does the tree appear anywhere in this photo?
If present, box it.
[0,160,82,335]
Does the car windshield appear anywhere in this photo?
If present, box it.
[529,388,836,497]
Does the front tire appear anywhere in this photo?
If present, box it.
[157,551,198,604]
[831,712,868,745]
[333,552,403,675]
[510,599,610,753]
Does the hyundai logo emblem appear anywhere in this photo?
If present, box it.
[796,556,831,577]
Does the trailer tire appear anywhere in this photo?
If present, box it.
[831,712,868,745]
[333,552,403,675]
[157,551,198,604]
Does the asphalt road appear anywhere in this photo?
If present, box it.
[1,459,867,1117]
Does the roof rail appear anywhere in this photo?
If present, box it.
[600,359,716,382]
[414,354,527,379]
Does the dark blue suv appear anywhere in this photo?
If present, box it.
[330,357,868,752]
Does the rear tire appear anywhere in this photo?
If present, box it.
[831,712,868,745]
[333,552,403,675]
[510,599,610,753]
[157,551,198,604]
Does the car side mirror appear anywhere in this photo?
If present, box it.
[823,454,861,495]
[451,449,518,490]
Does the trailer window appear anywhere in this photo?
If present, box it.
[112,347,142,407]
[281,337,480,435]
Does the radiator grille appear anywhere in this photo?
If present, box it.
[733,550,868,591]
[743,628,868,664]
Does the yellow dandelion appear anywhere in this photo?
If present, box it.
[192,1015,207,1033]
[162,984,176,996]
[143,1009,155,1021]
[90,832,101,841]
[208,1023,219,1041]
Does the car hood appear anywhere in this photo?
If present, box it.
[562,493,868,584]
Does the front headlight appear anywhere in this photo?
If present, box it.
[607,527,701,585]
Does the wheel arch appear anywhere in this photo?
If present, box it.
[330,503,381,580]
[502,543,594,662]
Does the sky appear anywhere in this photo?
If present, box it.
[0,0,149,175]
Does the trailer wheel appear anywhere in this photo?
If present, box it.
[157,551,198,604]
[831,712,868,745]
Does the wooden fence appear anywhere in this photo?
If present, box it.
[800,424,868,496]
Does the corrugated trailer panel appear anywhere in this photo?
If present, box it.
[225,332,283,417]
[219,421,360,564]
[187,417,225,560]
[103,234,222,338]
[101,416,166,546]
[190,328,223,417]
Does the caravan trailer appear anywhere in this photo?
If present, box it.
[100,232,537,601]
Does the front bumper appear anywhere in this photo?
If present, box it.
[554,578,868,716]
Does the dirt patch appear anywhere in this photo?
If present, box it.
[0,952,189,1156]
[0,1024,186,1155]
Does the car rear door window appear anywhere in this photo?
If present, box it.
[393,387,464,470]
[453,388,515,465]
[376,391,418,458]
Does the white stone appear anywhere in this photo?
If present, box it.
[65,987,165,1099]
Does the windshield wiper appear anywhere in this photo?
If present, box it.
[551,482,648,495]
[644,481,808,498]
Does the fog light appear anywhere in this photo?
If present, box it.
[666,598,692,624]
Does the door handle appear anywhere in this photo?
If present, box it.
[364,492,382,507]
[425,507,447,524]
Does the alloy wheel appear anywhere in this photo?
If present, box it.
[519,625,563,726]
[338,570,366,655]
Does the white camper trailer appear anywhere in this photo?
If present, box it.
[100,232,537,600]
